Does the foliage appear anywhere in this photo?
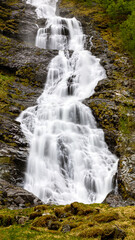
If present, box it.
[95,0,135,59]
[120,10,135,58]
[106,0,131,20]
[79,0,135,60]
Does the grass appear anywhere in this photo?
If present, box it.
[0,203,134,239]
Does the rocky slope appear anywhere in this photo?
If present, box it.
[0,0,57,185]
[59,0,135,204]
[0,178,43,209]
[0,0,57,206]
[0,0,134,208]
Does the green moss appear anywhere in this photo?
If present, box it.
[0,0,22,36]
[118,105,135,135]
[0,204,134,239]
[54,207,71,218]
[0,157,11,164]
[0,72,16,105]
[32,215,57,227]
[70,202,99,215]
[93,211,119,223]
[34,205,49,211]
[29,212,42,220]
[16,65,40,83]
[0,214,15,227]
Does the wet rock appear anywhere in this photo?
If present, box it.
[0,0,37,44]
[0,0,134,205]
[59,1,135,202]
[0,36,57,87]
[0,0,57,186]
[18,4,39,45]
[118,154,135,199]
[103,190,135,207]
[0,178,43,209]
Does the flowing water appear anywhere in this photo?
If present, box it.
[17,0,118,204]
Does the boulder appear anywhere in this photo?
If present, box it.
[0,178,43,209]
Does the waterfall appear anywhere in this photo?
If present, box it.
[17,0,118,204]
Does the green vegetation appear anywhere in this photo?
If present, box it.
[0,2,19,37]
[0,72,15,103]
[0,203,135,239]
[80,0,135,60]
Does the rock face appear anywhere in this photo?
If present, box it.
[59,0,135,204]
[0,0,57,188]
[0,178,43,209]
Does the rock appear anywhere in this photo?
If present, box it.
[29,212,42,220]
[14,196,25,205]
[18,4,38,45]
[118,154,135,199]
[59,0,135,203]
[0,0,57,185]
[103,191,135,207]
[101,225,126,240]
[62,224,71,233]
[18,216,29,225]
[0,0,135,205]
[37,18,47,28]
[32,215,57,227]
[0,36,57,88]
[48,220,61,230]
[0,178,43,209]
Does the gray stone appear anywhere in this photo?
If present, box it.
[62,224,71,233]
[18,216,29,225]
[15,196,25,205]
[0,178,43,209]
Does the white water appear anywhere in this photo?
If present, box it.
[17,0,118,204]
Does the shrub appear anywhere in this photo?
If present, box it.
[120,11,135,58]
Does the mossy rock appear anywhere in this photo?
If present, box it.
[47,220,61,231]
[70,202,99,215]
[54,207,71,218]
[78,224,126,239]
[34,205,48,211]
[0,0,22,38]
[93,211,119,223]
[32,215,57,227]
[0,214,15,227]
[29,212,42,220]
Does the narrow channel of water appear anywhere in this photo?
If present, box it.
[17,0,118,204]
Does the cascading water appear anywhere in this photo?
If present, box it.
[17,0,118,204]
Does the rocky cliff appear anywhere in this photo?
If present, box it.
[0,0,134,208]
[0,0,57,207]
